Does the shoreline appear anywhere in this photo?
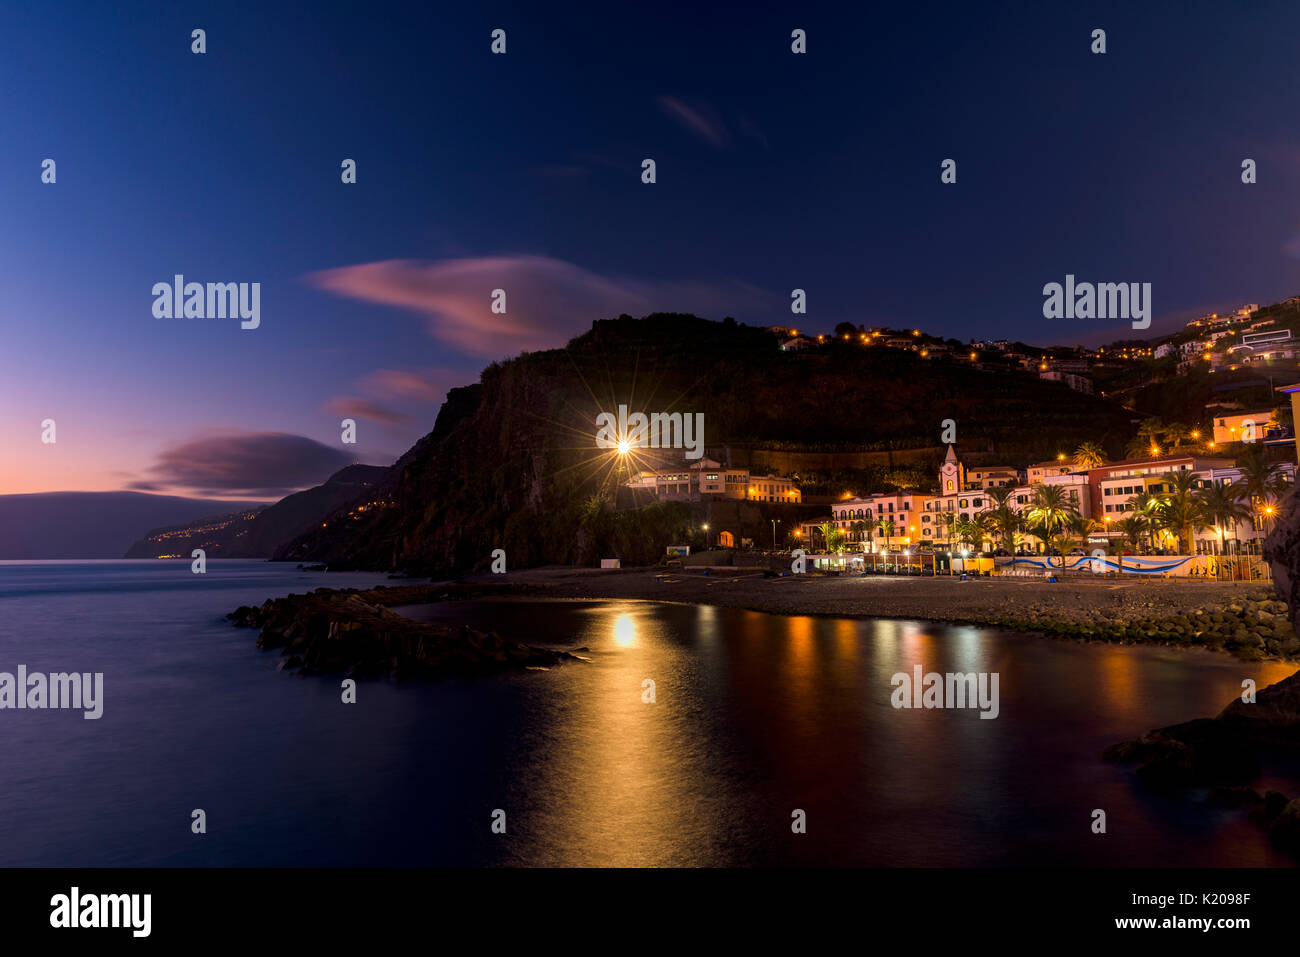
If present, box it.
[445,565,1300,661]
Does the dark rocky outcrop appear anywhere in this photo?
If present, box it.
[1264,482,1300,629]
[1105,665,1300,856]
[126,464,388,558]
[228,582,575,680]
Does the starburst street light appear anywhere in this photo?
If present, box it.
[616,439,630,454]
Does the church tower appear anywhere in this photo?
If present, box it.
[939,445,965,495]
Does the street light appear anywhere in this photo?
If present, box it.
[771,518,781,549]
[702,523,710,549]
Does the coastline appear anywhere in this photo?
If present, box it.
[447,565,1300,661]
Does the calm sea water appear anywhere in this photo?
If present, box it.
[0,560,1295,867]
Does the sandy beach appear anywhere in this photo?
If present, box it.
[464,565,1272,628]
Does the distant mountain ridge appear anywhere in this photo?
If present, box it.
[124,464,390,558]
[0,492,268,560]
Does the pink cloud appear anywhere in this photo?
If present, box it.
[358,368,459,403]
[323,396,411,426]
[307,255,770,358]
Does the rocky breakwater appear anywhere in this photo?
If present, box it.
[228,582,578,680]
[985,589,1297,659]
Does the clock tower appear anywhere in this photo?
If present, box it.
[939,445,965,495]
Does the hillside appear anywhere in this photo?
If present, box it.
[124,464,389,558]
[274,313,1139,575]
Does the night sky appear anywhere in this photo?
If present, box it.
[3,0,1299,496]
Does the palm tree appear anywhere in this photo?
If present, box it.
[953,514,992,553]
[1163,422,1191,450]
[1158,471,1206,554]
[1126,418,1166,458]
[1232,446,1289,540]
[1065,514,1101,551]
[952,518,978,551]
[986,488,1023,552]
[817,521,835,552]
[1026,485,1077,538]
[874,517,896,550]
[1072,441,1106,469]
[849,520,868,549]
[1049,533,1076,568]
[1117,514,1149,552]
[1124,489,1163,550]
[1198,482,1250,555]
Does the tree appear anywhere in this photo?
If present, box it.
[848,520,867,548]
[1117,514,1149,552]
[1196,481,1251,554]
[1158,470,1206,554]
[1122,418,1165,458]
[1163,422,1191,450]
[874,517,896,549]
[1049,534,1075,568]
[817,521,835,551]
[1072,441,1106,469]
[834,321,857,339]
[1026,484,1077,539]
[1065,514,1101,551]
[1232,445,1289,537]
[1124,489,1164,550]
[953,515,990,552]
[986,488,1023,551]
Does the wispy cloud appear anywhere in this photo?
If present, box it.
[657,96,728,148]
[307,255,772,359]
[323,396,411,426]
[358,368,461,403]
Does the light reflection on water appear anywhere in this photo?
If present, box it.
[406,598,1297,868]
[0,562,1294,867]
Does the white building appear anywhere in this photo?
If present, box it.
[627,458,801,503]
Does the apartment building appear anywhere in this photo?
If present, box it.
[627,458,801,503]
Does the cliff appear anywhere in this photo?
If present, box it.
[273,313,1137,575]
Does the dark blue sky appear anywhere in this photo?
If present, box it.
[3,0,1299,494]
